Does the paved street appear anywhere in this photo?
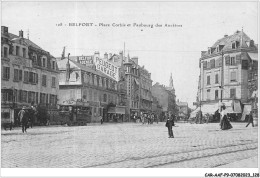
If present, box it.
[1,122,258,168]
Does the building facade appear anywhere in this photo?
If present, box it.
[57,56,120,122]
[151,74,177,116]
[139,66,153,113]
[198,30,258,115]
[1,26,59,125]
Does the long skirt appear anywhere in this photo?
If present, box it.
[220,117,232,130]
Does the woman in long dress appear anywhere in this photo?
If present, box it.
[220,105,232,130]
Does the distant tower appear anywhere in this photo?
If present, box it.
[169,73,174,89]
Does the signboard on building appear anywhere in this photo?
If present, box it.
[77,56,93,65]
[94,57,119,81]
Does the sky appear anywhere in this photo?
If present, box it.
[1,1,258,109]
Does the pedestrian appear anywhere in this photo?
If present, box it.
[18,106,29,133]
[100,115,103,124]
[165,114,174,138]
[170,114,175,126]
[220,105,232,130]
[246,111,254,127]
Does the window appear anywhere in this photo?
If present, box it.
[42,75,47,87]
[19,70,22,81]
[32,55,37,65]
[47,58,51,69]
[42,58,46,67]
[215,74,219,84]
[14,69,19,81]
[103,94,107,102]
[207,76,210,85]
[36,92,38,104]
[207,89,210,100]
[210,59,215,68]
[230,88,236,98]
[230,57,236,65]
[37,57,41,66]
[89,89,92,101]
[50,95,56,105]
[215,90,219,100]
[28,91,32,104]
[18,90,22,102]
[22,90,28,103]
[230,71,236,82]
[24,71,29,83]
[16,46,20,56]
[29,72,33,83]
[52,77,56,88]
[4,47,8,57]
[40,93,46,104]
[46,94,48,104]
[225,56,230,65]
[232,42,236,49]
[207,61,211,69]
[2,66,10,80]
[52,61,55,70]
[22,48,26,58]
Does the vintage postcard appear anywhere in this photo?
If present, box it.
[1,1,258,177]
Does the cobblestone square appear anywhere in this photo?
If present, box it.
[1,122,258,168]
[1,123,258,168]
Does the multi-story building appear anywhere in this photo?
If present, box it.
[139,66,153,113]
[198,30,258,115]
[124,55,140,119]
[152,96,163,119]
[57,55,120,122]
[151,74,177,116]
[1,26,59,125]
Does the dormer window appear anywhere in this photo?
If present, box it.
[232,41,240,49]
[216,46,219,53]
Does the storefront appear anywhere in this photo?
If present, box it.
[107,105,126,122]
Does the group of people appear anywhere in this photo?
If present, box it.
[17,105,37,133]
[139,112,158,124]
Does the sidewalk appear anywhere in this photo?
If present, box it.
[217,156,258,168]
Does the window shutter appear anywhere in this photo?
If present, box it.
[225,56,230,65]
[236,54,241,65]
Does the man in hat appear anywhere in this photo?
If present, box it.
[165,113,174,138]
[246,111,254,127]
[18,106,28,133]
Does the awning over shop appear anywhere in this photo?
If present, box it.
[248,52,258,61]
[201,103,219,114]
[233,100,242,113]
[108,106,126,114]
[241,104,252,121]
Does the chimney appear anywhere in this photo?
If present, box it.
[250,40,254,47]
[104,52,108,59]
[224,34,228,37]
[19,30,23,38]
[1,26,8,34]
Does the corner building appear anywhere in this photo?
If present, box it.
[198,30,258,115]
[1,26,59,125]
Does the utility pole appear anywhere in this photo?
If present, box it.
[220,50,224,103]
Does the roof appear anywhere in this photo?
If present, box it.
[57,58,116,81]
[8,33,43,50]
[203,30,256,56]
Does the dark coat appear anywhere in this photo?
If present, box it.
[165,119,174,128]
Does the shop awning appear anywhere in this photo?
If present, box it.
[108,106,126,114]
[248,52,258,61]
[201,103,219,114]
